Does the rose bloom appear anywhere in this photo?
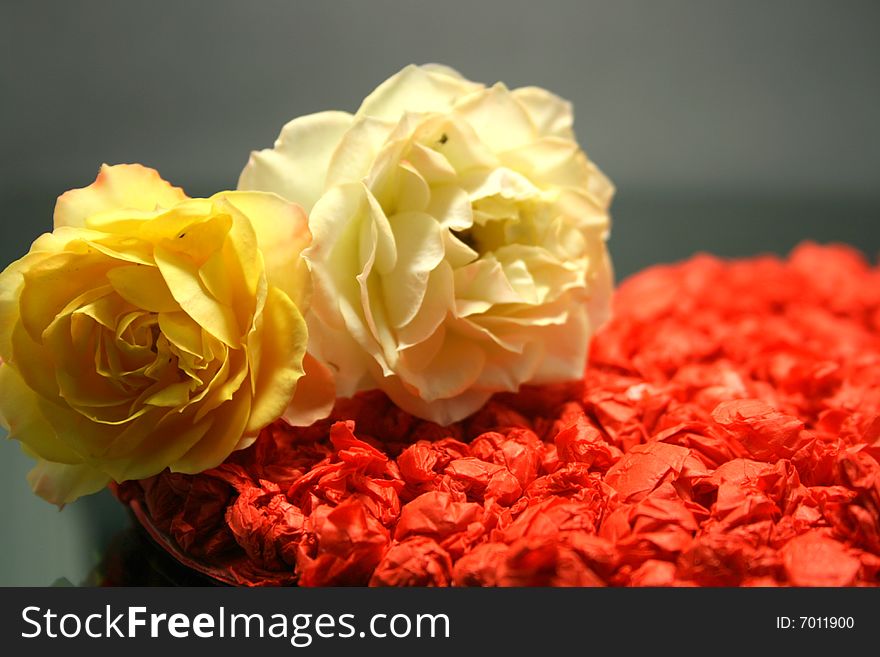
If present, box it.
[0,164,334,504]
[240,64,613,424]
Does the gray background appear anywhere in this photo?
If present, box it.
[1,0,878,585]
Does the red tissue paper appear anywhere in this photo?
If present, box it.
[116,243,880,586]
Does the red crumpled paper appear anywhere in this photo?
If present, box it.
[117,243,880,586]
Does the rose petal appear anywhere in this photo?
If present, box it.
[238,111,354,212]
[154,243,242,347]
[383,211,445,329]
[26,459,110,506]
[54,164,187,228]
[356,64,482,121]
[511,86,575,138]
[106,264,179,313]
[454,83,537,153]
[0,365,81,464]
[247,286,308,433]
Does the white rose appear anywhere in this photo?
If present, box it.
[239,64,613,424]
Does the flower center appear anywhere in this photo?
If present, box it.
[455,228,478,251]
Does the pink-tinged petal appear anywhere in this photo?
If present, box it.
[376,368,493,426]
[217,191,312,309]
[305,312,370,399]
[26,458,110,507]
[246,286,308,434]
[395,331,486,403]
[282,353,336,427]
[54,164,187,228]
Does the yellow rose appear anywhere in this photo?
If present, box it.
[0,164,335,504]
[239,64,613,424]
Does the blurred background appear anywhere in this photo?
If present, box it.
[1,0,878,585]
